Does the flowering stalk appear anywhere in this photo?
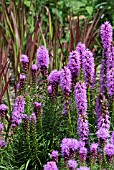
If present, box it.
[31,64,38,93]
[68,50,80,86]
[50,150,58,163]
[90,143,98,168]
[36,46,49,78]
[19,74,26,94]
[23,114,30,149]
[20,54,29,74]
[60,66,73,135]
[48,69,60,101]
[78,146,87,166]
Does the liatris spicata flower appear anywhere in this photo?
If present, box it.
[20,54,29,73]
[96,93,110,131]
[77,167,90,170]
[36,46,49,77]
[12,96,25,128]
[82,49,95,87]
[68,159,78,170]
[62,100,72,116]
[0,123,3,134]
[100,22,113,94]
[76,42,86,62]
[77,114,89,144]
[90,143,98,164]
[61,138,79,160]
[74,81,87,115]
[60,66,72,96]
[104,143,114,163]
[79,146,87,164]
[23,114,29,133]
[33,102,42,117]
[44,161,58,170]
[19,74,26,93]
[50,150,58,163]
[100,21,113,49]
[14,96,25,113]
[31,64,38,85]
[96,127,110,146]
[68,50,80,85]
[48,69,60,99]
[0,139,6,148]
[107,67,114,97]
[0,104,7,117]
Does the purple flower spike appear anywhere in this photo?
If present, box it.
[36,46,49,69]
[77,167,90,170]
[48,85,52,94]
[0,139,6,148]
[68,159,78,170]
[60,66,72,96]
[21,54,29,63]
[79,146,87,163]
[90,143,98,152]
[74,81,87,115]
[68,50,80,84]
[33,102,42,117]
[31,64,38,70]
[82,49,95,87]
[48,70,60,84]
[96,127,110,144]
[50,150,58,162]
[44,161,58,170]
[104,143,114,163]
[0,104,7,117]
[100,21,113,49]
[76,42,86,59]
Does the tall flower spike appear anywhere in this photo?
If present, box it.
[107,67,114,97]
[19,74,26,93]
[82,49,95,87]
[90,143,98,164]
[48,70,60,99]
[31,64,38,85]
[44,161,58,170]
[104,143,114,164]
[68,159,78,170]
[60,66,72,96]
[74,81,87,115]
[20,54,29,74]
[78,146,87,165]
[100,21,113,49]
[0,104,7,118]
[36,46,49,77]
[68,50,80,85]
[50,150,58,163]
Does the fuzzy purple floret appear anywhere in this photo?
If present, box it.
[97,114,110,130]
[31,64,38,70]
[60,66,72,95]
[21,54,29,63]
[90,143,98,152]
[20,74,26,80]
[34,102,41,107]
[76,42,86,58]
[0,104,7,111]
[68,159,78,169]
[79,146,87,155]
[0,139,6,148]
[82,49,95,86]
[100,21,113,49]
[68,50,80,79]
[61,138,79,158]
[36,46,49,69]
[50,150,58,159]
[48,70,60,84]
[104,143,114,156]
[74,81,87,115]
[96,127,110,142]
[77,167,90,170]
[44,161,58,170]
